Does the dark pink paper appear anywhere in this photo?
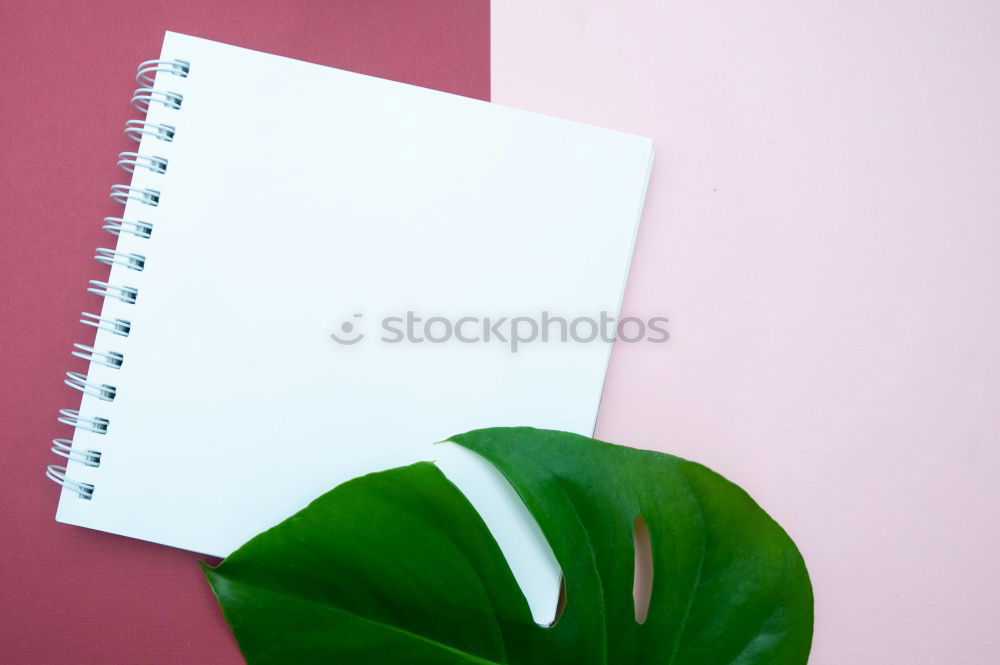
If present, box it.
[0,1,488,662]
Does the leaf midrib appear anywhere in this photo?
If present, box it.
[211,571,507,665]
[666,471,708,665]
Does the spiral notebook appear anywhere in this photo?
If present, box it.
[48,31,652,618]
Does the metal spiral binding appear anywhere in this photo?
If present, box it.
[110,184,160,207]
[72,343,124,369]
[95,248,145,271]
[117,152,168,174]
[136,58,190,86]
[124,120,175,143]
[131,87,183,113]
[46,466,95,500]
[103,217,153,239]
[52,439,102,467]
[65,371,117,402]
[87,280,138,304]
[49,53,189,499]
[80,312,131,336]
[58,409,109,434]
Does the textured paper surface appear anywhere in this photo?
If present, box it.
[0,2,489,663]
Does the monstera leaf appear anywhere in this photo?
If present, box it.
[203,428,812,664]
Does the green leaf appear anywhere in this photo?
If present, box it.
[203,427,812,664]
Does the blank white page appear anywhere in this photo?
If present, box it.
[56,31,652,622]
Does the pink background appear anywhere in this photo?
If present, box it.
[492,1,1000,662]
[3,1,998,662]
[0,1,487,662]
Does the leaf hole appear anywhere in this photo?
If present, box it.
[633,513,653,624]
[433,441,564,626]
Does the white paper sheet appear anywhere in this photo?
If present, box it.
[56,31,652,623]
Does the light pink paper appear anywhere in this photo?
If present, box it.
[493,2,1000,661]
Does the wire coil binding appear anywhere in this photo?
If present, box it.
[131,87,183,112]
[65,371,117,402]
[87,280,138,304]
[80,312,131,336]
[117,152,168,174]
[49,52,188,499]
[103,217,153,239]
[52,439,102,467]
[136,58,190,86]
[47,465,95,500]
[58,409,110,434]
[72,343,124,368]
[95,248,146,271]
[124,120,176,143]
[110,184,160,207]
